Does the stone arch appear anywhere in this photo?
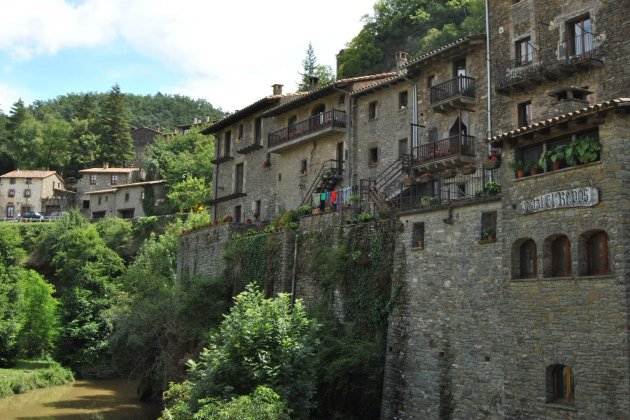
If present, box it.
[578,229,610,276]
[546,364,575,404]
[543,234,572,277]
[512,238,537,279]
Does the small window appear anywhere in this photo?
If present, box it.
[515,37,533,66]
[234,163,244,193]
[98,196,102,205]
[105,196,109,202]
[234,205,242,224]
[238,124,243,140]
[89,175,97,185]
[124,192,130,202]
[517,101,532,127]
[24,189,31,198]
[111,175,119,185]
[481,212,497,242]
[6,205,14,218]
[580,230,609,276]
[254,200,261,221]
[368,101,378,120]
[368,147,379,165]
[224,131,232,157]
[278,173,282,182]
[398,91,408,109]
[398,138,408,158]
[7,189,15,197]
[10,178,15,185]
[412,222,425,249]
[427,75,435,88]
[288,115,297,127]
[518,239,537,279]
[547,364,574,404]
[82,200,90,209]
[254,118,262,145]
[25,178,32,185]
[300,159,307,175]
[338,94,346,106]
[546,235,572,277]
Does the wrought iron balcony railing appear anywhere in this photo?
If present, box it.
[430,76,476,105]
[268,109,347,149]
[411,134,475,166]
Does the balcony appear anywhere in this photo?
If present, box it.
[268,109,346,153]
[557,33,602,70]
[496,58,546,94]
[411,135,476,171]
[430,76,476,112]
[236,142,263,155]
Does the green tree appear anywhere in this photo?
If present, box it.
[167,177,210,213]
[298,43,335,91]
[97,84,134,166]
[0,266,21,366]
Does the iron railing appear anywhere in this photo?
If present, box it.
[268,109,347,148]
[411,135,475,165]
[559,32,598,62]
[301,159,344,206]
[430,76,476,104]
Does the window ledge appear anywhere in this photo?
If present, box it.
[514,161,601,182]
[544,403,577,412]
[410,246,424,251]
[478,238,497,245]
[511,274,615,283]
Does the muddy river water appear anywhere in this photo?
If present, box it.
[0,379,160,419]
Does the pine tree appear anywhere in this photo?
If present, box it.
[7,99,26,133]
[97,85,134,166]
[298,43,335,91]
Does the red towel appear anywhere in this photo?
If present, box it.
[331,191,337,203]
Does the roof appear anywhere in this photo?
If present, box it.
[490,98,630,145]
[351,75,407,98]
[85,180,166,195]
[0,170,57,179]
[404,34,486,70]
[261,72,398,117]
[202,93,305,134]
[79,167,140,174]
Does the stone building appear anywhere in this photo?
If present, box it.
[76,166,141,216]
[85,180,166,219]
[0,170,73,217]
[131,127,162,168]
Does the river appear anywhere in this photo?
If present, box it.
[0,379,161,419]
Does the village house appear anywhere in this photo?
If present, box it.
[85,180,166,219]
[131,126,162,168]
[0,170,73,218]
[76,166,141,216]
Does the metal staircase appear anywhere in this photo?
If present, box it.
[360,154,412,214]
[301,159,344,206]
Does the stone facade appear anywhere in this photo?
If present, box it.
[77,167,140,215]
[131,127,162,168]
[0,170,71,217]
[86,180,166,219]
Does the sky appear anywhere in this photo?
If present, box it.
[0,0,376,113]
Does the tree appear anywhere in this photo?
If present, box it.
[97,84,134,166]
[167,177,210,213]
[298,43,335,91]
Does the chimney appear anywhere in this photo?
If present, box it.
[396,51,409,70]
[272,84,284,95]
[308,76,320,91]
[103,162,109,169]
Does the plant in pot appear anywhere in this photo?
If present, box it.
[529,162,542,175]
[222,215,233,223]
[262,159,271,168]
[481,228,496,242]
[297,204,312,217]
[510,159,526,178]
[539,146,565,172]
[420,195,434,208]
[483,151,501,169]
[563,141,579,167]
[575,136,601,164]
[483,181,501,196]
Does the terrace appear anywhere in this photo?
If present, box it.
[430,76,476,112]
[267,110,347,153]
[411,134,476,171]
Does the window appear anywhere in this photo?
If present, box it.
[398,138,408,158]
[25,178,32,185]
[254,118,262,145]
[368,147,379,165]
[24,189,31,198]
[124,192,130,202]
[338,94,346,106]
[567,15,593,57]
[254,200,261,221]
[411,222,425,249]
[6,205,14,218]
[9,178,15,185]
[515,37,533,66]
[580,230,609,276]
[89,175,97,185]
[111,175,119,185]
[481,212,497,241]
[82,200,90,209]
[547,365,574,404]
[300,159,307,175]
[234,205,242,224]
[517,101,532,127]
[234,163,244,193]
[398,91,408,109]
[368,101,378,120]
[517,239,537,279]
[8,189,15,197]
[453,59,466,77]
[105,196,109,202]
[278,173,282,182]
[223,131,232,157]
[288,115,297,127]
[546,234,572,277]
[141,191,145,200]
[427,75,435,88]
[98,196,102,205]
[238,124,244,140]
[517,143,542,174]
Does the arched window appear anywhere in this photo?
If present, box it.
[546,364,574,404]
[580,230,609,276]
[518,239,537,279]
[550,235,572,277]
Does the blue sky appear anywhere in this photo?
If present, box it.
[0,0,376,113]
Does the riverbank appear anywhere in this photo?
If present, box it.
[0,360,74,398]
[0,378,161,419]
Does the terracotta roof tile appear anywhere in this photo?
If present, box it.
[79,167,140,174]
[0,170,57,178]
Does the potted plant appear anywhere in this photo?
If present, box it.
[483,181,501,196]
[563,141,578,167]
[420,195,434,208]
[575,136,601,164]
[402,174,414,186]
[481,228,496,242]
[510,159,526,178]
[483,151,501,169]
[529,162,542,175]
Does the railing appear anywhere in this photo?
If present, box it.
[430,76,476,104]
[301,159,344,206]
[395,168,500,212]
[559,32,598,63]
[496,57,544,91]
[268,109,347,149]
[412,135,475,165]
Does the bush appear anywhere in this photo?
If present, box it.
[0,360,73,398]
[193,386,289,420]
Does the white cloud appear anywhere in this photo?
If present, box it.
[0,0,376,110]
[0,84,31,113]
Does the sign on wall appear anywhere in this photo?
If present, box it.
[519,187,599,214]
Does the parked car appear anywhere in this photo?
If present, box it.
[21,211,45,221]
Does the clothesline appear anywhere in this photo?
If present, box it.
[311,185,357,208]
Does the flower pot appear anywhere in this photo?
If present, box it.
[552,160,562,171]
[516,169,525,178]
[530,167,540,176]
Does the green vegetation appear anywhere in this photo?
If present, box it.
[337,0,485,77]
[298,43,335,91]
[0,360,73,398]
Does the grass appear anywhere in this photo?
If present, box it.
[0,360,74,398]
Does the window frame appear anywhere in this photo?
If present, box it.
[411,222,425,249]
[23,189,31,198]
[368,147,379,165]
[368,101,378,120]
[111,175,119,185]
[515,36,534,66]
[89,174,97,185]
[517,101,532,127]
[398,90,409,110]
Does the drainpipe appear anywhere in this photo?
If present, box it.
[213,140,219,221]
[485,0,493,149]
[412,81,419,149]
[290,231,299,306]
